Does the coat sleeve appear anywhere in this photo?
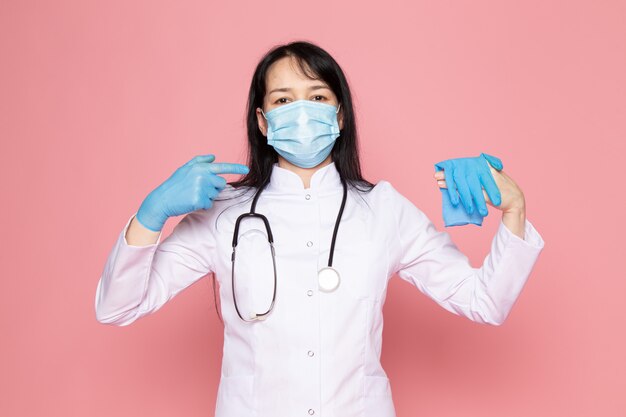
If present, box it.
[387,182,545,326]
[94,209,216,326]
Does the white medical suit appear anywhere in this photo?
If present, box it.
[95,161,545,417]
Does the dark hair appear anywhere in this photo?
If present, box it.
[208,40,375,324]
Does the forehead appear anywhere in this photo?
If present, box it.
[265,56,325,89]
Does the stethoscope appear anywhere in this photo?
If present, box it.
[231,176,348,322]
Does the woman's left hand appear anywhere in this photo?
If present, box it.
[433,165,526,214]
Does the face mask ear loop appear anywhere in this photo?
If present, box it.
[261,108,268,120]
[336,103,342,135]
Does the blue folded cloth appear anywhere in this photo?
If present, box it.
[438,188,485,226]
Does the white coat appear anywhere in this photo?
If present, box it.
[95,161,545,417]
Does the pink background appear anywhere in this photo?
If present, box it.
[2,0,624,416]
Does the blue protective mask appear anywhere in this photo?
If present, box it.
[261,100,341,168]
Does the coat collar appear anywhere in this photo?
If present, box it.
[265,161,342,193]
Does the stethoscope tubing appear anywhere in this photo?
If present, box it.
[230,175,348,322]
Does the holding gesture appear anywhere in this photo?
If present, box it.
[434,153,526,218]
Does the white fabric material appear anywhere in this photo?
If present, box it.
[95,161,545,417]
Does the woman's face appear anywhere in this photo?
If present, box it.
[255,56,344,137]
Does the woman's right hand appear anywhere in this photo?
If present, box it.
[136,154,250,232]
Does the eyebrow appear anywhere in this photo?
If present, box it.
[268,84,331,95]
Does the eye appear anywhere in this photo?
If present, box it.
[274,98,290,104]
[311,95,327,101]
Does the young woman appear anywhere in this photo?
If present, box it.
[95,40,545,417]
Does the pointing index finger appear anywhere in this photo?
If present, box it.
[207,162,250,175]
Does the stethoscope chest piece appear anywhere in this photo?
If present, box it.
[318,267,340,292]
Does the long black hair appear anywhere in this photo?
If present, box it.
[209,40,375,323]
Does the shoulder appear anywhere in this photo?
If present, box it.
[357,179,415,208]
[348,179,413,222]
[178,184,256,230]
[205,184,256,216]
[364,180,431,226]
[215,184,256,202]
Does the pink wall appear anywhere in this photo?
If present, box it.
[2,0,624,416]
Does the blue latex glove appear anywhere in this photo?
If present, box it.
[433,153,503,227]
[136,154,250,232]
